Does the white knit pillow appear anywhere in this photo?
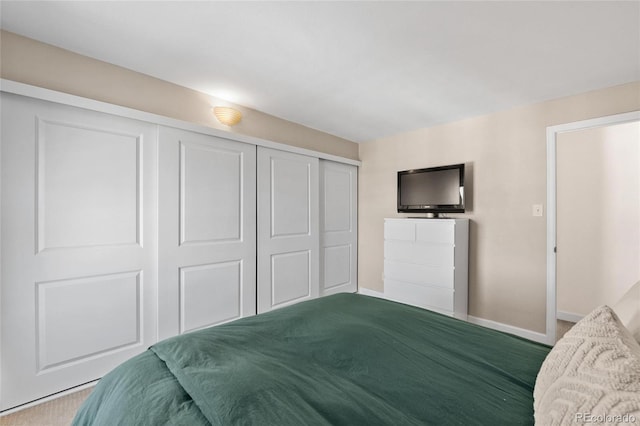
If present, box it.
[534,305,640,425]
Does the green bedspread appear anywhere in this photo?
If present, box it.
[73,293,550,425]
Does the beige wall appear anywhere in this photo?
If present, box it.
[0,30,358,160]
[3,30,639,334]
[557,121,640,317]
[358,82,640,333]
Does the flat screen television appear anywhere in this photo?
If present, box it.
[397,163,465,216]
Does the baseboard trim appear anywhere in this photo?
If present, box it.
[467,315,548,345]
[357,287,385,298]
[0,380,97,416]
[557,310,583,323]
[358,287,549,345]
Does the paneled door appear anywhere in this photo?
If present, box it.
[257,147,319,313]
[158,127,256,340]
[319,160,358,295]
[0,94,158,410]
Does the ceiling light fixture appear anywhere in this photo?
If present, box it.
[213,106,242,126]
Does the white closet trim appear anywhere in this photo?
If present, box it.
[0,79,361,167]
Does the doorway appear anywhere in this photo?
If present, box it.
[546,111,640,344]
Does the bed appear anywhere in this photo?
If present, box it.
[73,293,551,425]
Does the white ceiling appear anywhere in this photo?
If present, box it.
[1,1,638,143]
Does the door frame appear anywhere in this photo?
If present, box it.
[545,110,640,345]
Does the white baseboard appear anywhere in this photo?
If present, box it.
[0,380,97,416]
[467,315,548,345]
[357,287,385,298]
[557,310,583,323]
[358,287,549,345]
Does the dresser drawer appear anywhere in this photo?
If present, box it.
[384,260,454,288]
[383,218,468,319]
[384,279,454,313]
[416,221,455,244]
[384,220,415,241]
[384,241,454,267]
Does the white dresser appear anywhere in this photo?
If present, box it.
[383,218,469,319]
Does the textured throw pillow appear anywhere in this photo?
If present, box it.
[534,305,640,425]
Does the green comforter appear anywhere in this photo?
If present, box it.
[73,293,550,425]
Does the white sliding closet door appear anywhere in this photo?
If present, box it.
[158,127,256,340]
[319,160,358,295]
[0,94,158,410]
[257,147,319,313]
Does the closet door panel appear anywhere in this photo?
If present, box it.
[180,141,243,244]
[271,250,312,305]
[1,93,158,410]
[271,157,312,236]
[257,147,319,313]
[37,121,140,249]
[320,161,358,295]
[179,261,242,334]
[158,127,256,340]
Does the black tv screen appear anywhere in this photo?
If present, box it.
[397,164,465,214]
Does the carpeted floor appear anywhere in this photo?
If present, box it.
[0,388,92,426]
[556,319,576,341]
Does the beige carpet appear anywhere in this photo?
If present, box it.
[556,319,576,342]
[0,388,93,426]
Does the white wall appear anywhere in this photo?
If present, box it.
[557,121,640,317]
